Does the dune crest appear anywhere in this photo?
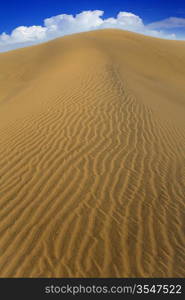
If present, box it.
[0,29,185,277]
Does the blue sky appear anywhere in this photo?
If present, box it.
[1,0,185,33]
[1,0,185,52]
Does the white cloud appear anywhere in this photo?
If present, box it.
[147,17,185,29]
[0,10,181,52]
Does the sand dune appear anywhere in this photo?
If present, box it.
[0,29,185,277]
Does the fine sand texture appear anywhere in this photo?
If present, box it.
[0,29,185,277]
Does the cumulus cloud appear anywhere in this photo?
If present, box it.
[0,10,181,52]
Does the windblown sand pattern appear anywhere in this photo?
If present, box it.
[0,30,185,277]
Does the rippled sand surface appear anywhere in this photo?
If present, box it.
[0,29,185,277]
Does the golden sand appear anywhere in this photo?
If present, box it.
[0,29,185,277]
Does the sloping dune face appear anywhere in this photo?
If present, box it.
[0,29,185,277]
